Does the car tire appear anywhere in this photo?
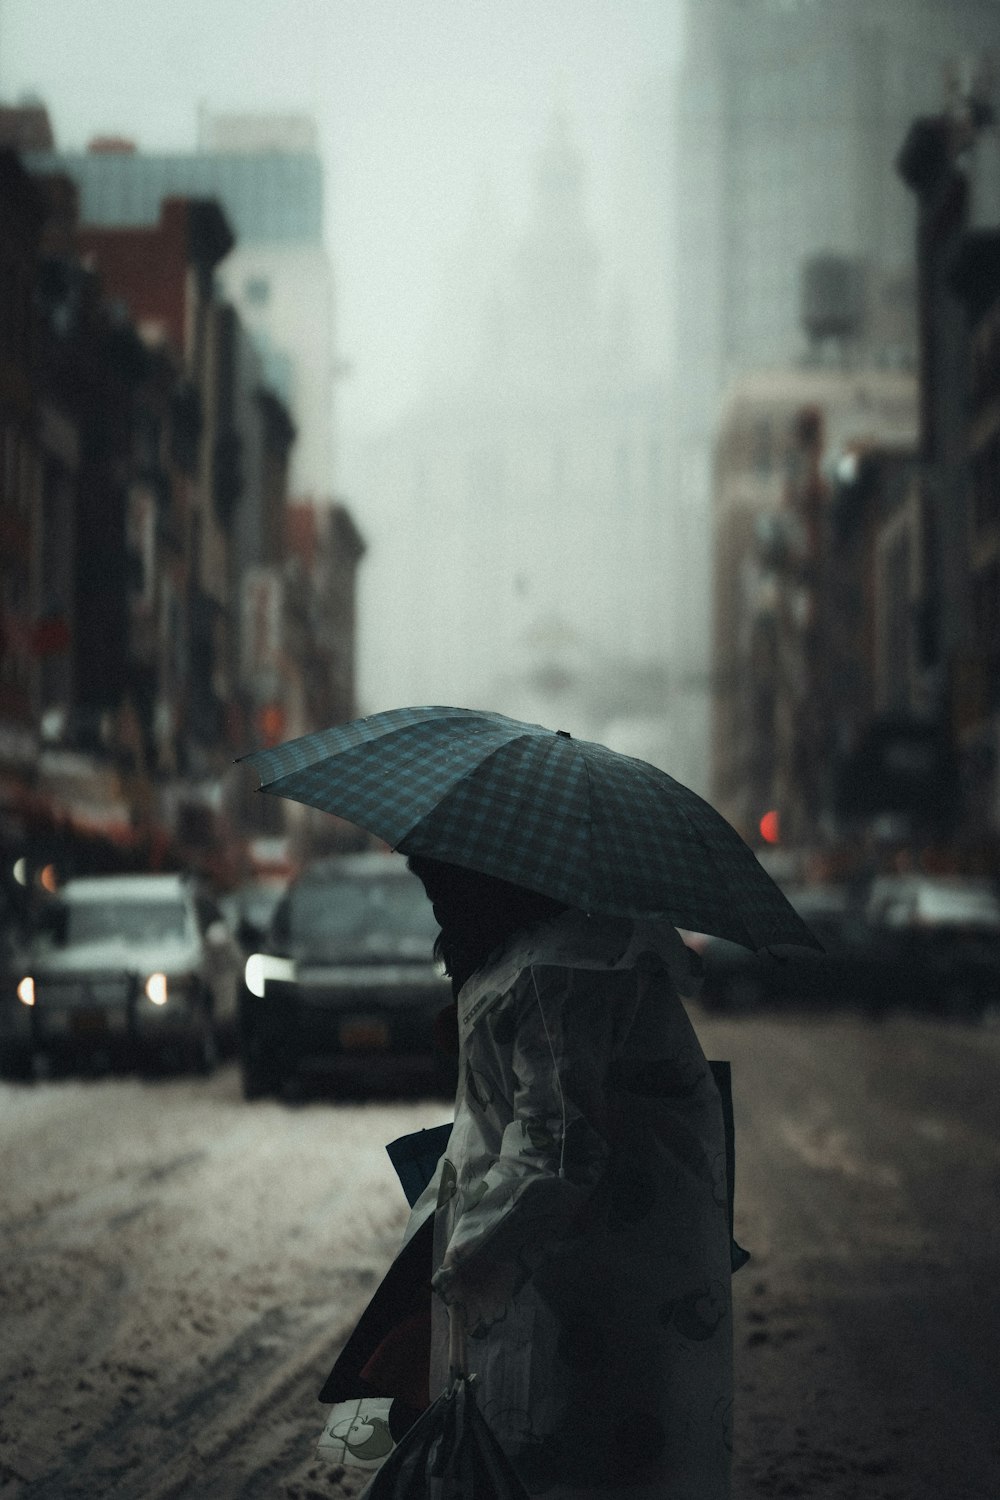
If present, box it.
[279,1069,306,1104]
[239,1020,280,1100]
[0,1045,33,1081]
[192,1022,219,1076]
[941,980,981,1024]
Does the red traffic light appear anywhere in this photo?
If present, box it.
[759,809,780,844]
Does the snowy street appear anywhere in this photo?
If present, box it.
[1,1007,997,1499]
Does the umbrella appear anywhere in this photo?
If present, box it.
[240,705,818,951]
[355,1308,531,1500]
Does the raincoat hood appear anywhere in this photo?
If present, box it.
[458,909,702,1043]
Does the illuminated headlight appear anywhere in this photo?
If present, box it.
[145,972,169,1006]
[17,976,35,1007]
[244,953,296,999]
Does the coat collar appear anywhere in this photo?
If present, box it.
[457,908,702,1041]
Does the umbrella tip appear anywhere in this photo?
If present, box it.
[556,729,571,738]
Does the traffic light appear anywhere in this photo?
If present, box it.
[759,809,780,844]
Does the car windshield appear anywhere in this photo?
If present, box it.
[273,874,438,960]
[239,883,287,929]
[916,884,1000,929]
[38,898,192,948]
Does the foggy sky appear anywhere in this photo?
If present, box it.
[0,0,683,445]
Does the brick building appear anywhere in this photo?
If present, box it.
[0,150,47,769]
[711,365,916,846]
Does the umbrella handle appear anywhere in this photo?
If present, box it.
[447,1302,468,1381]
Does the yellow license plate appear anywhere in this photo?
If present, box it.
[339,1017,389,1051]
[70,1009,108,1034]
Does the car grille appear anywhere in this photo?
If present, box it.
[36,974,134,1010]
[284,963,446,1006]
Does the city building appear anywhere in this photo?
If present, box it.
[903,99,1000,850]
[671,0,1000,774]
[25,112,337,501]
[0,102,368,882]
[72,196,238,774]
[711,362,917,844]
[0,150,48,779]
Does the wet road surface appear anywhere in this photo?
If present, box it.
[0,1007,997,1499]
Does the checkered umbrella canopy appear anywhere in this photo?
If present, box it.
[239,706,820,951]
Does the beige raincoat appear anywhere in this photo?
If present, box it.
[402,908,734,1499]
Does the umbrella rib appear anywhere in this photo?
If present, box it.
[578,742,596,913]
[667,794,758,947]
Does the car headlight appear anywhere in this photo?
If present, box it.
[244,953,296,998]
[17,976,35,1007]
[145,972,169,1006]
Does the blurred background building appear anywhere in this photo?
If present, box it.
[22,109,336,498]
[0,101,365,892]
[709,58,1000,875]
[346,114,684,771]
[4,0,1000,897]
[671,0,1000,795]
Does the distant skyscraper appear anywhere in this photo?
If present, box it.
[27,112,338,500]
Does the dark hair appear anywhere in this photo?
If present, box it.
[406,853,569,997]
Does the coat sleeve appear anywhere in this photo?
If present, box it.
[433,962,632,1306]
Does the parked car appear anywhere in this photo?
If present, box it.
[0,873,243,1077]
[863,874,1000,1020]
[694,882,881,1013]
[237,852,454,1100]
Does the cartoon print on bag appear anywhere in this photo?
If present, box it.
[330,1412,395,1462]
[658,1279,727,1341]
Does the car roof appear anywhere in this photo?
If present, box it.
[58,874,194,902]
[867,873,1000,921]
[293,852,414,885]
[869,873,998,896]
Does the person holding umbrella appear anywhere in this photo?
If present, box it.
[241,707,819,1498]
[402,851,735,1497]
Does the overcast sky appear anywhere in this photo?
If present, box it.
[0,0,683,447]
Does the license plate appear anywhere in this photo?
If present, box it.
[70,1009,108,1034]
[339,1016,389,1051]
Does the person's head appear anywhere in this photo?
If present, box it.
[406,853,568,996]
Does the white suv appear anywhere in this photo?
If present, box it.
[2,873,243,1077]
